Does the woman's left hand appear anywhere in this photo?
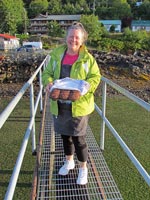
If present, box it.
[45,82,53,94]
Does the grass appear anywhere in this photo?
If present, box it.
[89,95,150,200]
[0,96,150,200]
[0,98,41,200]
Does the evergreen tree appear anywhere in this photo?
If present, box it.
[22,0,150,21]
[28,0,49,18]
[96,0,132,19]
[63,2,76,14]
[136,0,150,20]
[48,21,64,37]
[0,0,25,34]
[74,0,90,14]
[112,1,132,19]
[47,0,62,14]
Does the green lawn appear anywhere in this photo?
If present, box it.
[0,98,41,200]
[89,95,150,200]
[0,96,150,200]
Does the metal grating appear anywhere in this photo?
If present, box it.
[35,97,123,200]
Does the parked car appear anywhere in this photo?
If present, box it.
[17,44,37,52]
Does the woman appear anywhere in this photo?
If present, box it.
[42,22,101,185]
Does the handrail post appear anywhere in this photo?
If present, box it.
[30,83,36,154]
[100,81,107,150]
[44,60,46,70]
[39,69,43,113]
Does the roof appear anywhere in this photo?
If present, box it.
[131,20,150,26]
[0,33,17,39]
[31,14,81,21]
[99,20,121,25]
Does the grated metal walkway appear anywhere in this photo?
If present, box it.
[31,94,123,200]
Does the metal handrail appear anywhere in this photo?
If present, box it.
[0,55,50,200]
[96,76,150,186]
[102,77,150,111]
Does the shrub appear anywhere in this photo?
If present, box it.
[97,38,124,52]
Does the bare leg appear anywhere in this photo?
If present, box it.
[66,155,74,161]
[80,161,87,168]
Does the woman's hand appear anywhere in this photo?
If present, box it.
[45,82,53,94]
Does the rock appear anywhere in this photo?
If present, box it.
[0,51,47,83]
[91,50,150,81]
[90,50,150,102]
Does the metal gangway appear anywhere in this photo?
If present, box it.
[31,92,123,200]
[1,55,150,200]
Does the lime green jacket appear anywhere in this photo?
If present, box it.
[42,44,101,117]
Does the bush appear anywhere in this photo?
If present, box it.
[97,38,124,52]
[122,28,150,51]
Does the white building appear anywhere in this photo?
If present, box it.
[99,20,121,32]
[131,20,150,32]
[0,34,20,50]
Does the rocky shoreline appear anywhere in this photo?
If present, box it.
[0,50,47,83]
[93,51,150,103]
[0,50,150,103]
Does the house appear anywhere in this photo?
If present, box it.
[131,20,150,32]
[136,0,143,7]
[99,20,121,32]
[0,34,20,50]
[29,14,81,35]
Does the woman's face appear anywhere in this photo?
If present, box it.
[66,29,83,54]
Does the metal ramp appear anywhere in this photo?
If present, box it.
[31,94,123,200]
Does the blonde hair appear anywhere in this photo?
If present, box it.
[66,22,88,43]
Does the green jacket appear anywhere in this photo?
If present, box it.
[42,44,101,117]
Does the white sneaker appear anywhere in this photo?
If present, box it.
[59,160,75,176]
[76,167,88,185]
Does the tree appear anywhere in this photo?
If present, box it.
[80,14,107,44]
[18,8,29,34]
[109,24,116,32]
[48,21,64,37]
[136,1,150,20]
[48,0,62,14]
[74,0,90,14]
[112,1,132,19]
[28,0,49,18]
[128,0,139,19]
[0,0,25,34]
[63,3,76,14]
[95,6,112,19]
[95,0,132,19]
[23,0,32,7]
[122,27,149,51]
